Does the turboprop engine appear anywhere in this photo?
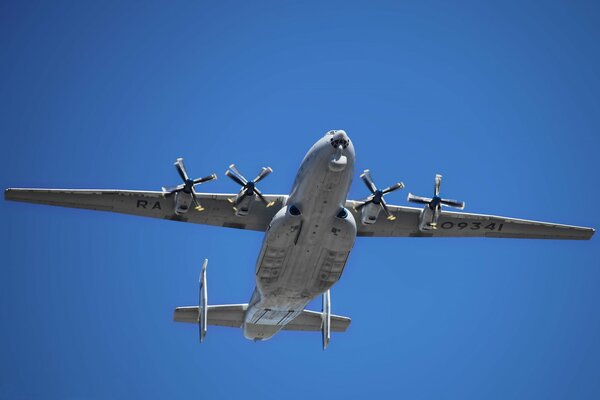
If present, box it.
[407,174,465,231]
[162,158,217,215]
[354,169,405,224]
[225,164,275,216]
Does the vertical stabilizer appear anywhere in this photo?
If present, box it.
[199,259,208,342]
[322,289,331,350]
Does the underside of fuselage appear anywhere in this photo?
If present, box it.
[243,131,357,340]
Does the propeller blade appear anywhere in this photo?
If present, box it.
[191,190,205,211]
[380,200,396,221]
[255,188,275,207]
[382,182,405,194]
[434,174,442,197]
[228,164,248,185]
[253,167,273,184]
[233,191,248,207]
[407,193,433,205]
[440,198,465,209]
[175,158,189,182]
[165,159,215,205]
[360,170,377,194]
[357,171,404,220]
[194,174,217,185]
[225,170,247,187]
[162,184,185,193]
[430,208,440,226]
[354,198,373,211]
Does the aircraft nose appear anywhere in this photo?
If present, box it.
[329,130,350,149]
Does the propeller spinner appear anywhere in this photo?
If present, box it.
[225,164,275,209]
[162,158,217,212]
[354,169,405,221]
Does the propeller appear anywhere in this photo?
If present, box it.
[354,169,405,221]
[407,174,465,211]
[162,158,217,211]
[225,164,275,208]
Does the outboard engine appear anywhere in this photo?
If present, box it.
[162,158,217,215]
[407,174,465,231]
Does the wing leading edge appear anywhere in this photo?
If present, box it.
[346,200,594,240]
[5,188,286,232]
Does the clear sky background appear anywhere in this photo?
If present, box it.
[1,1,599,399]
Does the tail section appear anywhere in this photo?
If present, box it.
[173,259,350,348]
[173,304,351,337]
[174,304,350,333]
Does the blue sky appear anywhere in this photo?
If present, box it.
[1,1,599,399]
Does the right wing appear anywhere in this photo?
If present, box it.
[5,188,286,232]
[346,201,594,240]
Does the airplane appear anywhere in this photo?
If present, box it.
[4,130,595,349]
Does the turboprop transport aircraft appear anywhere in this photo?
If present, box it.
[5,130,595,349]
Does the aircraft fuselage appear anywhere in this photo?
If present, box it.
[243,131,356,340]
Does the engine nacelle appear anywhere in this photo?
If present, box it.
[174,191,193,215]
[418,206,439,231]
[233,192,254,217]
[360,202,381,225]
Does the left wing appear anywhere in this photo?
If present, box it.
[346,200,595,240]
[5,188,286,232]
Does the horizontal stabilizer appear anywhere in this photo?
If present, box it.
[174,305,351,332]
[174,304,248,328]
[285,309,350,333]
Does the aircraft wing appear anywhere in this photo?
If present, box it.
[346,200,594,240]
[4,188,286,232]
